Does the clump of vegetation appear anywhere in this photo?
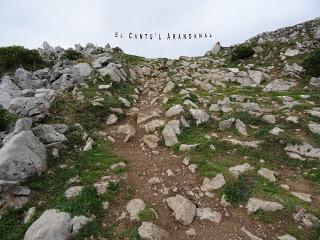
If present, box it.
[302,49,320,77]
[231,45,255,62]
[138,207,156,221]
[61,49,84,60]
[222,175,254,206]
[0,107,16,131]
[113,47,123,53]
[0,46,44,76]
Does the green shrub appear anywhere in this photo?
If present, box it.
[61,49,83,60]
[0,46,44,76]
[222,175,253,206]
[114,47,123,53]
[231,45,254,61]
[0,107,16,131]
[302,49,320,77]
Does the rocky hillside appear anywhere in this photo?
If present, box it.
[0,17,320,240]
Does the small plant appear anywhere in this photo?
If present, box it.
[302,49,320,77]
[0,107,16,131]
[0,46,44,75]
[114,47,123,53]
[222,175,253,206]
[61,49,83,60]
[231,45,254,62]
[138,207,156,221]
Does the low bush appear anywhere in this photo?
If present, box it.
[61,49,83,61]
[231,45,254,61]
[0,46,44,76]
[222,175,254,206]
[0,107,16,131]
[302,49,320,77]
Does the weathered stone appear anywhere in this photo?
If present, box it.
[162,120,180,146]
[166,195,196,225]
[201,174,225,192]
[189,109,209,125]
[258,168,277,182]
[263,79,297,92]
[196,208,222,223]
[126,199,146,221]
[165,105,184,118]
[0,131,47,182]
[33,124,67,144]
[142,135,160,149]
[64,186,83,199]
[219,118,235,130]
[138,222,169,240]
[246,198,284,213]
[229,163,254,178]
[291,192,312,203]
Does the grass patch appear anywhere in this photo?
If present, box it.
[222,174,254,206]
[62,49,84,61]
[138,207,156,222]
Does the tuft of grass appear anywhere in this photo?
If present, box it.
[0,107,16,131]
[303,49,320,77]
[222,174,254,206]
[138,207,156,222]
[61,49,84,61]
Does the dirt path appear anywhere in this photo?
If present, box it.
[101,66,280,239]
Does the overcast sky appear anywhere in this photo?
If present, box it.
[0,0,319,58]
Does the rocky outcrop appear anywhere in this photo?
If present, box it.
[0,131,47,182]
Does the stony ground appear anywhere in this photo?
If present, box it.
[0,18,320,240]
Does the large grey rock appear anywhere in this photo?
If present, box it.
[246,198,284,213]
[189,109,209,125]
[285,142,320,160]
[2,117,33,144]
[263,79,297,92]
[228,163,254,178]
[91,54,112,69]
[201,174,226,192]
[310,77,320,88]
[15,68,44,90]
[0,131,47,182]
[219,118,235,130]
[126,199,146,221]
[166,194,196,225]
[33,124,67,144]
[138,222,169,240]
[9,97,50,122]
[24,209,90,240]
[196,208,222,223]
[72,63,92,77]
[165,104,184,118]
[309,122,320,135]
[207,42,221,55]
[162,120,181,146]
[0,76,21,108]
[98,62,127,83]
[24,209,71,240]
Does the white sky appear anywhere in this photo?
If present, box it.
[0,0,319,58]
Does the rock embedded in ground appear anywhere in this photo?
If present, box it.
[33,124,67,144]
[246,198,284,213]
[165,104,184,118]
[235,119,247,135]
[142,134,160,149]
[291,192,312,202]
[229,163,254,178]
[138,222,169,240]
[166,194,196,225]
[196,208,222,223]
[64,186,83,199]
[189,109,209,125]
[258,168,277,182]
[117,124,136,143]
[201,174,226,192]
[126,199,146,221]
[106,114,118,125]
[179,144,199,152]
[162,120,181,146]
[24,209,89,240]
[263,79,297,92]
[218,118,235,130]
[277,234,297,240]
[0,131,47,182]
